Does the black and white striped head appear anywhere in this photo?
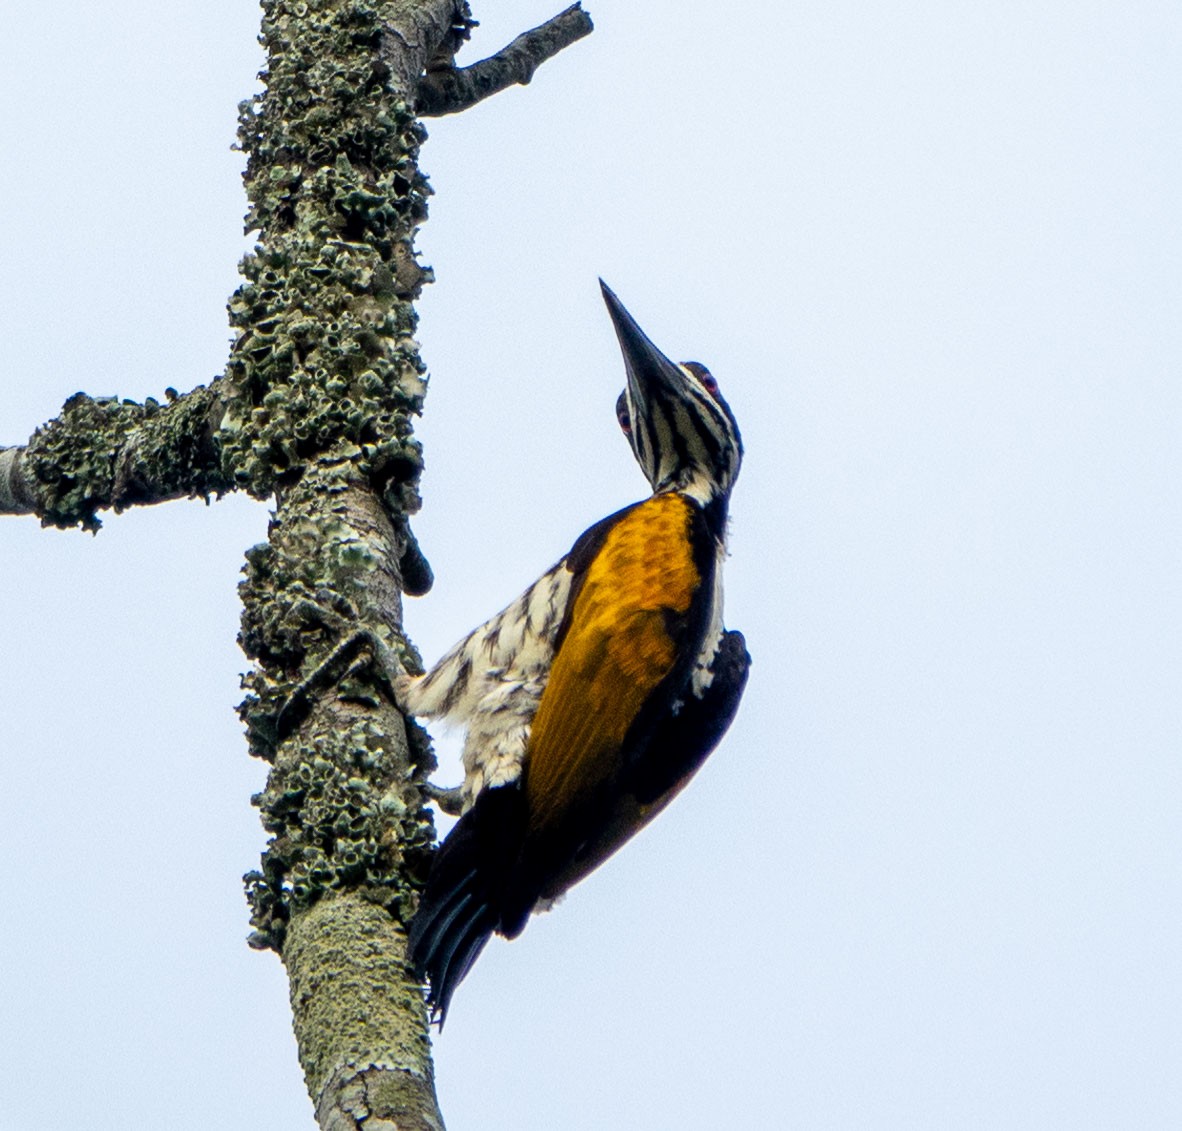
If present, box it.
[601,280,742,507]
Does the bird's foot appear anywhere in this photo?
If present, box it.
[276,621,409,739]
[422,781,465,816]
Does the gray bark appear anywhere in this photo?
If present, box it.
[288,895,443,1131]
[418,4,594,117]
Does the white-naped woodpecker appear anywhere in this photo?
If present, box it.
[401,281,749,1024]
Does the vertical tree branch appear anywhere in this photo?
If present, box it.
[242,464,440,1126]
[227,1,464,1125]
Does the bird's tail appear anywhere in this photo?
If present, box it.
[407,784,526,1026]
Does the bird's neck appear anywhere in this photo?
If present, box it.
[657,476,730,545]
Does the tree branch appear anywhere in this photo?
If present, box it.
[288,886,442,1129]
[417,3,593,117]
[231,1,455,1126]
[0,381,231,531]
[240,460,443,1129]
[377,1,478,102]
[0,448,37,513]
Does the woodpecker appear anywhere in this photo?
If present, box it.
[402,281,749,1024]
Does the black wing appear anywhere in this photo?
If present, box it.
[537,628,751,900]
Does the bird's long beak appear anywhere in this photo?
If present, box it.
[599,280,684,412]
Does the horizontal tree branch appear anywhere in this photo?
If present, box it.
[0,381,232,531]
[417,3,593,117]
[0,448,37,514]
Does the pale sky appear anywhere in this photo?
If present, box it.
[2,2,1180,1128]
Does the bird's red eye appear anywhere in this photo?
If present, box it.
[616,391,631,434]
[684,361,721,400]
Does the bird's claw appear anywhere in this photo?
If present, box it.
[422,782,465,816]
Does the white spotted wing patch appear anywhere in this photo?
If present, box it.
[399,561,574,809]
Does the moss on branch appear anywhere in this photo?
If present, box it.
[221,0,437,503]
[285,894,442,1129]
[224,3,463,1124]
[2,1,591,1125]
[0,383,231,531]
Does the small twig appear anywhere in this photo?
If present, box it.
[417,3,593,117]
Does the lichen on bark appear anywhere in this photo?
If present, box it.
[4,383,231,531]
[226,1,455,1124]
[285,894,442,1130]
[239,457,436,953]
[220,0,433,503]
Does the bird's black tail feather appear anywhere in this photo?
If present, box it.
[407,783,527,1026]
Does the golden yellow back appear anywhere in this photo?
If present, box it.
[525,493,701,834]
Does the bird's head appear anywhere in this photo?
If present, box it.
[600,280,743,509]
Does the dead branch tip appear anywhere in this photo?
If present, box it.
[417,3,594,117]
